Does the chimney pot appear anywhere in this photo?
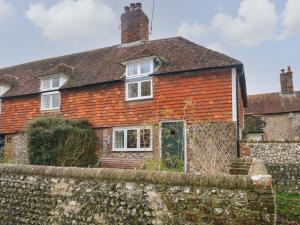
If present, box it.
[136,2,142,9]
[130,3,136,11]
[124,6,130,13]
[281,69,285,74]
[288,66,292,72]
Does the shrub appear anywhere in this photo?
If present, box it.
[142,158,183,172]
[27,117,97,167]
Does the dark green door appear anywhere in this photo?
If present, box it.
[161,122,184,171]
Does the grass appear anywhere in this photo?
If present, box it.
[276,192,300,224]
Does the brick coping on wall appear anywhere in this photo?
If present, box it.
[0,159,272,191]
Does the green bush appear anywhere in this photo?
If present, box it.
[143,157,183,172]
[27,117,97,167]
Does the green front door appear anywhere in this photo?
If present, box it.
[161,122,185,171]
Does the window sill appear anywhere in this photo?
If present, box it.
[125,97,153,102]
[112,149,152,152]
[40,108,61,113]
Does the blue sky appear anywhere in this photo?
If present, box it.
[0,0,299,95]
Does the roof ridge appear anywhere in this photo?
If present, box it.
[0,37,184,72]
[176,36,242,64]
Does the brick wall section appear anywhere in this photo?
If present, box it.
[0,70,233,133]
[0,161,276,225]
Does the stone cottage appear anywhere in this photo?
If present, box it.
[246,66,300,141]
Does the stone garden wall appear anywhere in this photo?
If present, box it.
[0,160,275,225]
[242,142,300,194]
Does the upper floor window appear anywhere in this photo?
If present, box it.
[126,60,154,78]
[41,91,61,111]
[123,57,155,101]
[40,75,68,111]
[40,77,63,91]
[0,85,10,114]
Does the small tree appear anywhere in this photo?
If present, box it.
[27,117,97,167]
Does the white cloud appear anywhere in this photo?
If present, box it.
[0,0,14,25]
[176,0,279,48]
[177,21,208,41]
[280,0,300,39]
[211,0,278,47]
[206,43,225,53]
[26,0,117,41]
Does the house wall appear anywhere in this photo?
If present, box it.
[0,70,233,134]
[0,69,238,169]
[262,113,300,140]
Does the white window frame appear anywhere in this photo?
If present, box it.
[125,58,154,78]
[0,85,10,114]
[125,79,153,101]
[40,91,61,111]
[112,127,152,152]
[40,74,68,92]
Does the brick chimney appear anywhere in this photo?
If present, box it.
[121,3,149,44]
[280,66,294,94]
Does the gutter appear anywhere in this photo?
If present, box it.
[236,72,241,158]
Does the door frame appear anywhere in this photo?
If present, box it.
[159,120,187,172]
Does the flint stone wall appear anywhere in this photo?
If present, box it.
[0,161,275,225]
[244,142,300,194]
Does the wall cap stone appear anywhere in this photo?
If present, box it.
[0,161,271,190]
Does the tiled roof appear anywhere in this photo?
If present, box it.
[245,91,300,115]
[0,37,243,98]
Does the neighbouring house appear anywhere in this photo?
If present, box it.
[0,3,247,171]
[245,66,300,141]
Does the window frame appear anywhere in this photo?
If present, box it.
[0,85,10,114]
[112,127,152,152]
[125,78,153,101]
[40,76,62,92]
[125,59,154,78]
[40,91,61,111]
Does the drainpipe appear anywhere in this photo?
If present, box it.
[236,72,241,158]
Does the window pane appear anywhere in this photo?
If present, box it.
[52,93,60,108]
[114,130,124,148]
[42,95,51,109]
[128,83,138,98]
[52,78,60,88]
[127,64,138,76]
[140,129,151,149]
[141,62,151,74]
[42,79,51,90]
[127,130,137,148]
[141,81,151,97]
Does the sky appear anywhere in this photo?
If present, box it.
[0,0,300,95]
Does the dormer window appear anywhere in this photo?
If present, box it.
[126,59,154,78]
[40,76,63,91]
[0,85,10,114]
[123,57,155,101]
[40,75,68,111]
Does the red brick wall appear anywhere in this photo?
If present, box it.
[0,70,233,133]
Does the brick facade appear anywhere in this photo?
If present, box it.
[0,69,243,171]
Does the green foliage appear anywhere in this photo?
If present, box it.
[27,117,97,167]
[244,115,266,134]
[143,157,183,172]
[276,193,300,222]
